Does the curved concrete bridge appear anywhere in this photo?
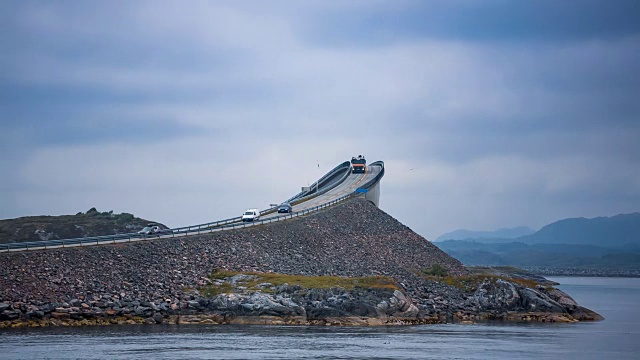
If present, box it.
[1,159,385,252]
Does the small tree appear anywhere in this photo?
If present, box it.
[424,264,448,277]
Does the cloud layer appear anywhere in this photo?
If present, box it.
[2,1,639,239]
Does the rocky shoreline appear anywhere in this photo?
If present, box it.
[0,271,601,329]
[0,199,603,329]
[522,266,640,278]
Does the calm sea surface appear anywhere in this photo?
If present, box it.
[1,277,638,359]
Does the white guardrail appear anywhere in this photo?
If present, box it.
[0,161,384,253]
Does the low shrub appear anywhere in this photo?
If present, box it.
[423,264,449,277]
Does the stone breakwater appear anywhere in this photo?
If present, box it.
[0,199,602,327]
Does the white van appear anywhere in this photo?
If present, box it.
[241,209,261,222]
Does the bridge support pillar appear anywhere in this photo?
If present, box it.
[365,180,380,207]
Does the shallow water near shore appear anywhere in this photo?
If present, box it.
[1,277,638,359]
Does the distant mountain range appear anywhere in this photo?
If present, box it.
[434,213,640,270]
[435,226,535,242]
[517,213,640,248]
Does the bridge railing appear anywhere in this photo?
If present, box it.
[285,161,351,203]
[287,162,351,207]
[0,192,356,252]
[357,161,385,191]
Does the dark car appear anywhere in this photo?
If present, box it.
[277,203,292,213]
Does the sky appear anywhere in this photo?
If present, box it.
[1,0,639,240]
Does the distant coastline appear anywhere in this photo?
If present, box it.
[524,267,640,278]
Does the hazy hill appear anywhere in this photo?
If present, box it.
[434,213,640,270]
[435,226,535,242]
[0,208,166,244]
[436,240,640,269]
[517,213,640,248]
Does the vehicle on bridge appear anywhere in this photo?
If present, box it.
[351,155,366,174]
[277,203,292,213]
[137,224,171,236]
[241,209,261,222]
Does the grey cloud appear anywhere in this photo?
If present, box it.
[1,1,638,241]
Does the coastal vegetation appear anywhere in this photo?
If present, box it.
[422,264,449,277]
[203,270,400,296]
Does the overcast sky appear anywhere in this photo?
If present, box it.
[1,0,639,240]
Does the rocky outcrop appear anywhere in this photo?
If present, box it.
[467,278,566,313]
[190,280,420,324]
[0,209,163,244]
[0,274,424,327]
[538,286,604,321]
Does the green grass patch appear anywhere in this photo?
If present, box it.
[422,274,543,293]
[201,271,400,296]
[201,282,234,297]
[209,271,238,280]
[422,264,449,277]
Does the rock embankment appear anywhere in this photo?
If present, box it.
[0,198,601,327]
[0,273,423,327]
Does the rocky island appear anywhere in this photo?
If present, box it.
[0,198,602,328]
[0,208,164,244]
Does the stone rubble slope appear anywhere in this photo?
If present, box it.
[0,198,602,326]
[1,198,463,303]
